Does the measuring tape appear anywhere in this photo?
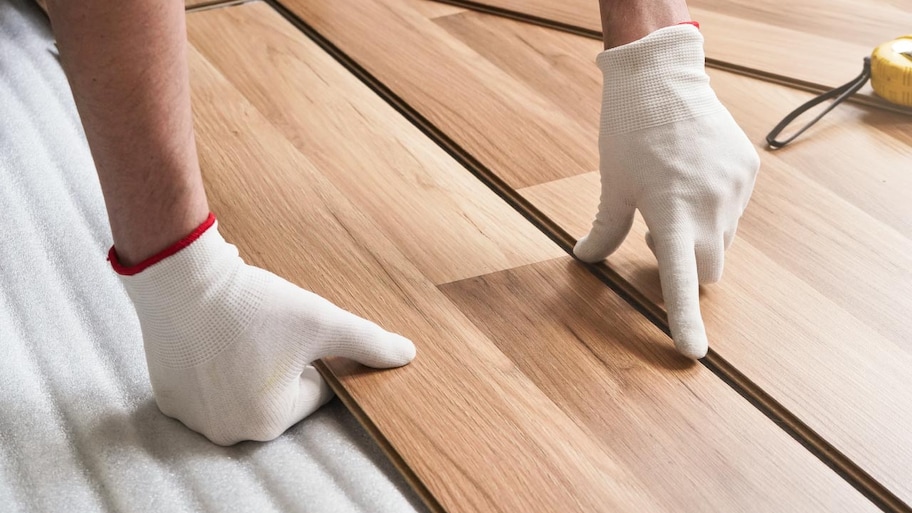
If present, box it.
[766,34,912,148]
[870,35,912,107]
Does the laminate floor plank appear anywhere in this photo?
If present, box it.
[275,0,912,504]
[408,0,467,18]
[186,2,564,285]
[185,0,218,8]
[440,258,876,513]
[439,10,912,241]
[461,11,912,503]
[277,0,596,188]
[435,0,912,97]
[184,5,661,513]
[524,173,912,502]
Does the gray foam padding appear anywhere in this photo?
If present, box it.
[0,1,425,511]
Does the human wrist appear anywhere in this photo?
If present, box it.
[600,0,692,49]
[597,25,722,134]
[109,212,217,276]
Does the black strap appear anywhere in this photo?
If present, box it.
[766,57,871,149]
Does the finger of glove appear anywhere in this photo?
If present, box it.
[695,238,725,284]
[312,307,417,369]
[574,199,636,263]
[652,234,709,359]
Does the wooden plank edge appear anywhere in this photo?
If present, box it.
[422,0,912,117]
[313,361,446,513]
[261,1,912,511]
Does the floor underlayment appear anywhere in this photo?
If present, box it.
[0,1,424,511]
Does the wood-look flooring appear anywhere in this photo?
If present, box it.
[441,0,912,108]
[33,0,912,508]
[271,0,912,509]
[29,0,905,510]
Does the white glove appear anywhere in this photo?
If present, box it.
[112,215,416,445]
[574,25,760,359]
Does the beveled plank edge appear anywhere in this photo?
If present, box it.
[259,1,909,512]
[422,0,912,117]
[314,361,445,513]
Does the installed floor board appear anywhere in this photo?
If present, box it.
[276,0,912,505]
[186,3,563,285]
[184,4,660,512]
[439,11,912,240]
[462,11,912,506]
[467,8,912,505]
[276,0,596,188]
[185,0,221,8]
[440,258,875,513]
[434,0,912,105]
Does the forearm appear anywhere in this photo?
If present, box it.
[598,0,691,48]
[45,0,208,265]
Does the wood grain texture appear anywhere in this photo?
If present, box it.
[181,3,890,511]
[187,2,563,285]
[434,10,912,504]
[441,0,912,95]
[185,0,219,8]
[407,0,467,19]
[185,5,662,513]
[276,0,596,188]
[441,258,876,513]
[272,0,912,504]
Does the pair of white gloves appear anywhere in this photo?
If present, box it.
[116,25,758,445]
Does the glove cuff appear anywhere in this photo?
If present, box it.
[109,213,218,276]
[597,24,724,135]
[111,214,264,369]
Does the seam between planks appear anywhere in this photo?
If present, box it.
[260,1,911,512]
[422,0,912,117]
[312,362,447,513]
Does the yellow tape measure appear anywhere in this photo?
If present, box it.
[870,35,912,107]
[766,34,912,148]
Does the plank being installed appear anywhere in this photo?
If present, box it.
[440,258,874,513]
[456,9,912,506]
[430,0,912,106]
[184,3,876,512]
[276,0,912,506]
[187,4,563,285]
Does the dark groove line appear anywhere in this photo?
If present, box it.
[426,0,912,117]
[262,2,910,512]
[313,361,446,513]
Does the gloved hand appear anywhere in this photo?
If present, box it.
[574,25,760,359]
[112,214,416,445]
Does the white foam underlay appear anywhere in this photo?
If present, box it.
[0,1,424,511]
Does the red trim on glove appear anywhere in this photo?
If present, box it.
[677,21,700,29]
[109,213,217,276]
